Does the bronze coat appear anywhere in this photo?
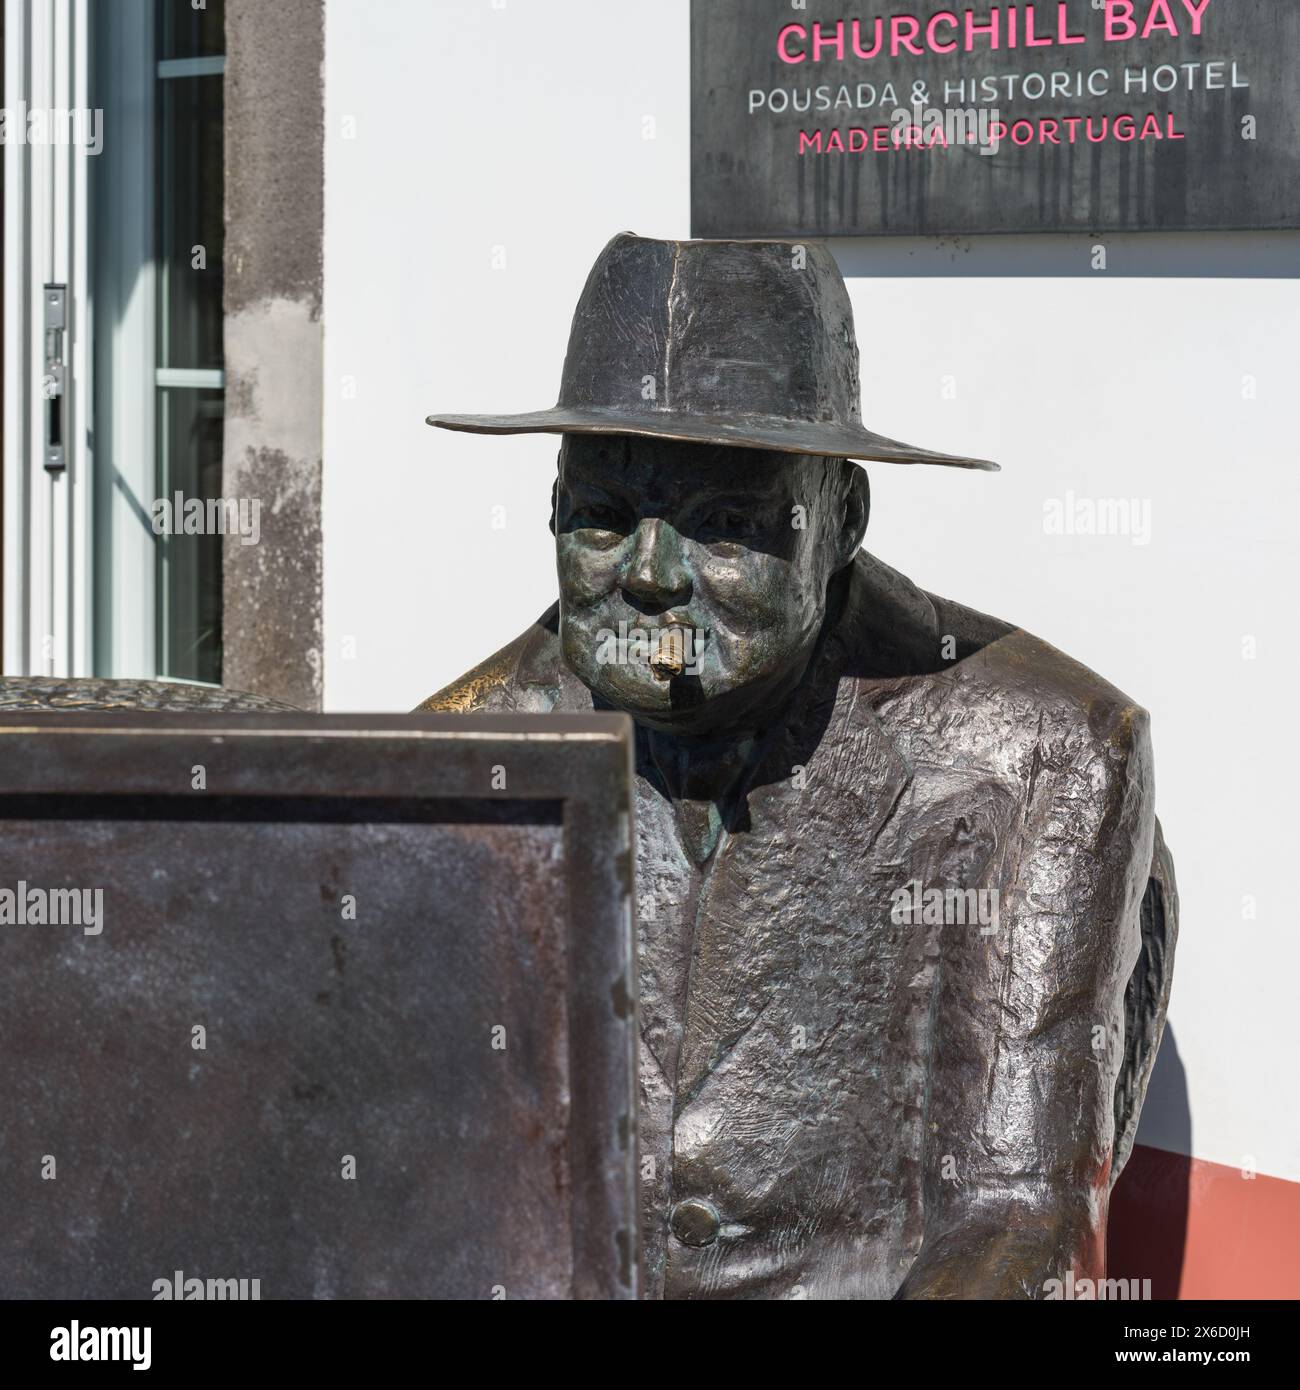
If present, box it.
[421,551,1177,1299]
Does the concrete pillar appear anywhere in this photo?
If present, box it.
[222,0,324,709]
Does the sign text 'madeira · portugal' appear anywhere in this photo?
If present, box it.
[691,0,1300,237]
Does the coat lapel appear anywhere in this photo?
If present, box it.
[514,607,593,713]
[674,641,914,1104]
[675,547,917,1100]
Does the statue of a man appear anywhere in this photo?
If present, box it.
[421,234,1177,1300]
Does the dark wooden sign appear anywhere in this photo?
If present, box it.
[692,0,1300,236]
[0,712,638,1300]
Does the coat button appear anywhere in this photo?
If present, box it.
[670,1197,720,1247]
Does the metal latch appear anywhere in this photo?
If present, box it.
[43,284,67,472]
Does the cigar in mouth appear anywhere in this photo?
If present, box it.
[649,626,690,681]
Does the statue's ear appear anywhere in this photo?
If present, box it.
[838,463,869,569]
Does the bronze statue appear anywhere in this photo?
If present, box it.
[422,233,1178,1300]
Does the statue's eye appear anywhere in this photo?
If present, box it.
[702,508,755,540]
[574,504,626,533]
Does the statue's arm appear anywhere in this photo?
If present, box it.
[896,699,1156,1300]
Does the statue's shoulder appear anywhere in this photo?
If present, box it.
[851,551,1145,728]
[415,606,560,713]
[947,621,1152,770]
[850,551,1150,765]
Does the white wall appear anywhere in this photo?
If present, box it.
[323,0,1300,1182]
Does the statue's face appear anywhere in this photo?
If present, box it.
[554,435,857,736]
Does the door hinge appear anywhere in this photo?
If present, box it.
[43,283,68,473]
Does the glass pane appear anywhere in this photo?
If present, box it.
[158,0,225,60]
[156,387,225,683]
[157,74,224,371]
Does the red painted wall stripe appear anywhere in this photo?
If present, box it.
[1108,1143,1300,1299]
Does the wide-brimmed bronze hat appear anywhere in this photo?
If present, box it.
[428,232,998,471]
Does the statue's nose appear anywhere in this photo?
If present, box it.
[621,519,692,610]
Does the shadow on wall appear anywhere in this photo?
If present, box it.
[832,229,1300,279]
[1108,1024,1192,1300]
